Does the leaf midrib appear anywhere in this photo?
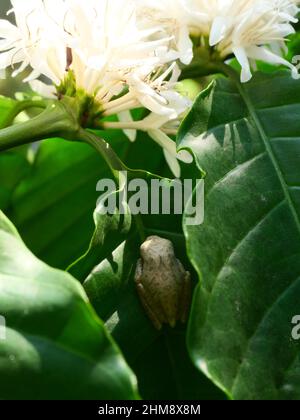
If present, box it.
[234,76,300,236]
[222,69,300,396]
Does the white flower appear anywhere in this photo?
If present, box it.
[103,62,193,177]
[135,0,196,65]
[0,0,68,83]
[0,0,192,177]
[136,0,300,82]
[191,0,300,82]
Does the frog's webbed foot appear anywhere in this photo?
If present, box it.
[179,271,192,324]
[136,283,163,330]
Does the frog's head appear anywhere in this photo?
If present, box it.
[140,235,174,263]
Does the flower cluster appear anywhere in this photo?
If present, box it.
[137,0,300,82]
[0,0,299,176]
[201,0,300,82]
[0,0,192,176]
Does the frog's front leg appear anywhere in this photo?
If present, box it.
[179,271,192,324]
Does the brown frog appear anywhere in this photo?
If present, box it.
[135,236,192,330]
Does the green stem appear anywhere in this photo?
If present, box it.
[0,101,78,152]
[180,60,222,81]
[1,100,47,128]
[77,128,126,179]
[134,214,146,242]
[78,128,147,242]
[214,61,240,82]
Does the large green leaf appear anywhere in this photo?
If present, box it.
[0,210,138,400]
[0,149,30,211]
[179,71,300,400]
[8,137,127,269]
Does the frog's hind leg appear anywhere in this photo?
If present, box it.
[136,283,163,330]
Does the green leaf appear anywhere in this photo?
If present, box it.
[8,137,127,269]
[0,210,138,400]
[179,71,300,400]
[0,150,30,211]
[68,188,132,280]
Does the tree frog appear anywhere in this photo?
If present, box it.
[135,236,192,330]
